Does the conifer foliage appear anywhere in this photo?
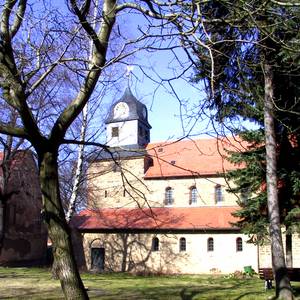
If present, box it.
[190,1,300,299]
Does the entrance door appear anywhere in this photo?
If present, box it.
[91,247,105,271]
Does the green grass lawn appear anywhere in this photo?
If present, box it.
[0,267,300,299]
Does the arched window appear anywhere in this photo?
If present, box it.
[215,184,223,203]
[236,237,243,252]
[207,237,214,252]
[165,187,174,205]
[152,237,159,251]
[179,237,186,252]
[240,188,249,204]
[190,186,197,205]
[104,190,108,198]
[112,163,121,172]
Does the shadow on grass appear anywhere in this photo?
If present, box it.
[3,268,300,300]
[1,287,63,300]
[87,279,266,300]
[178,280,270,300]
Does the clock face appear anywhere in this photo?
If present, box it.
[114,102,129,118]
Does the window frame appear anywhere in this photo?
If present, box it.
[207,237,214,252]
[236,237,243,252]
[152,237,159,252]
[111,126,119,137]
[189,186,197,205]
[179,237,186,252]
[215,184,223,203]
[165,187,174,206]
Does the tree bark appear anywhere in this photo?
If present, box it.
[39,151,88,300]
[0,201,4,251]
[264,62,293,300]
[286,231,293,268]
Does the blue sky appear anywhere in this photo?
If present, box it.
[102,49,249,144]
[101,40,213,142]
[90,4,257,144]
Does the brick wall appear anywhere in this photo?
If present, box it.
[87,156,238,209]
[0,151,47,266]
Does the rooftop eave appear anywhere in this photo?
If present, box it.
[143,172,226,180]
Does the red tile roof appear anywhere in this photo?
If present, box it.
[145,137,246,178]
[72,207,239,231]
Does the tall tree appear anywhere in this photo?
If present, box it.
[0,0,116,298]
[0,1,200,298]
[184,1,300,299]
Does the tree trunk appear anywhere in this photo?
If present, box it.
[39,151,88,300]
[0,201,4,252]
[286,232,293,268]
[264,63,293,300]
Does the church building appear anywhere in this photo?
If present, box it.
[72,88,300,274]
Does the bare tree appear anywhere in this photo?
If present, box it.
[0,1,188,298]
[0,0,117,298]
[2,1,297,299]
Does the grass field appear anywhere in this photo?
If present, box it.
[0,267,300,299]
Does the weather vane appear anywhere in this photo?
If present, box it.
[126,65,134,86]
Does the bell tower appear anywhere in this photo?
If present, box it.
[105,88,151,148]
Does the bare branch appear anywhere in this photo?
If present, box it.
[0,0,17,41]
[0,123,28,138]
[62,138,109,150]
[10,0,27,38]
[270,0,300,6]
[70,0,104,54]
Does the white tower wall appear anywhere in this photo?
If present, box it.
[106,120,139,147]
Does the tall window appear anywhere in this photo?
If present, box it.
[179,237,186,252]
[165,187,174,205]
[215,185,223,203]
[190,186,197,205]
[152,237,159,251]
[207,237,214,252]
[236,237,243,252]
[240,188,249,204]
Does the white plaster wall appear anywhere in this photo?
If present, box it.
[83,232,258,274]
[258,233,300,268]
[106,120,138,147]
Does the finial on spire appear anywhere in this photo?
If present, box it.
[126,65,134,86]
[126,65,134,76]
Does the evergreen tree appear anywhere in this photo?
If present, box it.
[227,129,300,247]
[190,1,300,298]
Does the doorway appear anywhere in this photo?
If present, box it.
[91,247,105,271]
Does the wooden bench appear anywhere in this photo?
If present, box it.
[258,268,300,290]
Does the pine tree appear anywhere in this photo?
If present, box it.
[190,1,300,298]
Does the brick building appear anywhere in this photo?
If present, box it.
[72,88,300,274]
[0,151,47,266]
